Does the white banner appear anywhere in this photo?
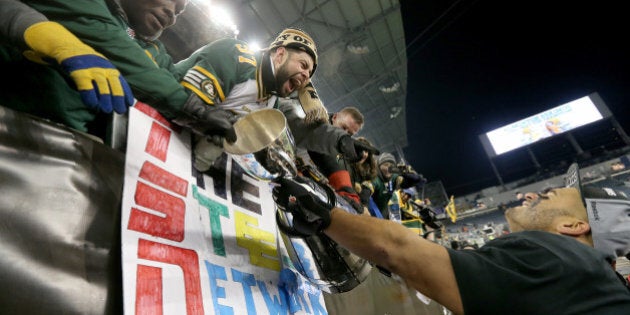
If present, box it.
[121,103,326,314]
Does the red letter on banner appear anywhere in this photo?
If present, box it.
[145,121,171,162]
[136,239,203,315]
[136,265,163,315]
[128,161,188,241]
[139,161,188,197]
[129,182,186,241]
[135,102,180,131]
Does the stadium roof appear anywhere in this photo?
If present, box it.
[162,0,408,155]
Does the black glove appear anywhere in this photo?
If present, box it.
[358,185,372,206]
[272,177,335,236]
[400,172,426,189]
[173,94,238,143]
[337,135,380,163]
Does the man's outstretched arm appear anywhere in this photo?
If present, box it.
[273,175,464,314]
[324,208,464,314]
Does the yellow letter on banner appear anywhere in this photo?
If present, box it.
[234,211,281,271]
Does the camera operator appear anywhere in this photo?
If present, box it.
[411,200,442,229]
[387,188,443,240]
[409,196,443,242]
[371,152,426,218]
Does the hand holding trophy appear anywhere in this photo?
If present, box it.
[223,108,372,293]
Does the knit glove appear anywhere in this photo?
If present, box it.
[23,21,134,114]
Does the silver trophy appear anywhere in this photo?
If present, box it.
[224,108,372,293]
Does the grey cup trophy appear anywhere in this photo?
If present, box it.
[223,108,372,293]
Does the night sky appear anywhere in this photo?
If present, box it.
[400,0,630,197]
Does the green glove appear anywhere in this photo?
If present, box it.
[23,21,134,114]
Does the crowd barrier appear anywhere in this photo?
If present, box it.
[0,104,447,315]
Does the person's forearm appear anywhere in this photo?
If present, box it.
[323,208,464,314]
[324,208,428,272]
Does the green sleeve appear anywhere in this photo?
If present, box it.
[371,177,386,208]
[25,0,188,118]
[0,0,48,48]
[175,38,257,104]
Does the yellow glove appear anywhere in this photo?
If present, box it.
[23,21,134,113]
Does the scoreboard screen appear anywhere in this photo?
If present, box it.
[479,93,611,157]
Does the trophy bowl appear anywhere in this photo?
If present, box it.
[224,108,297,180]
[224,108,372,293]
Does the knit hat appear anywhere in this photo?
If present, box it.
[268,28,318,76]
[564,163,630,257]
[378,152,396,166]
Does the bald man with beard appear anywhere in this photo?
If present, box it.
[271,163,630,314]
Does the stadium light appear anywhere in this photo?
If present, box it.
[209,6,239,37]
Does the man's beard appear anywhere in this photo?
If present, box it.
[274,61,293,97]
